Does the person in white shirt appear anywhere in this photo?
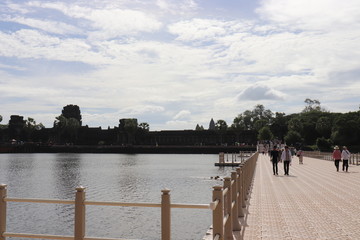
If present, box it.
[281,146,292,175]
[341,146,351,172]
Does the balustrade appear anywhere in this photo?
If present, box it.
[211,152,258,240]
[0,152,259,240]
[303,151,360,165]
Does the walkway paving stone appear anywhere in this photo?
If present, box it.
[240,154,360,240]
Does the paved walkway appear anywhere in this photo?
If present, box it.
[238,154,360,240]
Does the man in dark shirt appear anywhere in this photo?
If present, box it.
[269,146,279,175]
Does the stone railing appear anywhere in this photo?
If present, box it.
[303,151,360,165]
[0,153,259,240]
[210,152,258,240]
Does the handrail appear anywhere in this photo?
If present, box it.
[3,232,73,240]
[211,151,259,240]
[5,198,213,209]
[3,233,132,240]
[0,152,260,240]
[0,185,213,240]
[85,201,161,208]
[5,197,74,204]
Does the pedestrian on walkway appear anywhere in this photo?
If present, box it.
[269,146,279,175]
[332,146,342,172]
[281,145,292,175]
[296,149,304,164]
[341,146,351,172]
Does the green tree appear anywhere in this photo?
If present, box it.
[66,118,80,142]
[139,122,150,131]
[258,126,273,141]
[232,114,247,130]
[24,117,45,141]
[252,104,273,124]
[215,120,228,144]
[316,137,332,151]
[215,120,228,131]
[316,116,332,138]
[302,98,326,113]
[62,104,82,125]
[287,117,303,133]
[195,124,204,131]
[270,112,288,140]
[254,119,268,131]
[242,110,254,130]
[284,130,303,146]
[54,115,80,143]
[120,118,138,144]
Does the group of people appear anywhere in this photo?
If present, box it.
[268,145,352,175]
[332,146,351,172]
[269,145,303,175]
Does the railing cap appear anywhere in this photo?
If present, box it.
[223,177,231,181]
[76,186,86,192]
[161,189,170,194]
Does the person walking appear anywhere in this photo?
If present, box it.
[297,149,304,164]
[281,146,292,175]
[269,146,279,175]
[341,146,351,172]
[332,146,342,172]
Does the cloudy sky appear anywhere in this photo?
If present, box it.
[1,0,360,130]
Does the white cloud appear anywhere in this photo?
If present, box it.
[2,16,83,35]
[25,1,163,40]
[237,84,286,101]
[168,18,252,43]
[156,0,198,15]
[173,110,191,120]
[1,0,360,131]
[256,0,360,31]
[115,105,165,117]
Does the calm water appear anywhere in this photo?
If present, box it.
[0,153,235,240]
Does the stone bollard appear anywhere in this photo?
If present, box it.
[161,189,171,240]
[75,186,86,240]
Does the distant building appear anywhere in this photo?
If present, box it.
[209,118,215,130]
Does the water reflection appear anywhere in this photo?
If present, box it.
[53,153,82,199]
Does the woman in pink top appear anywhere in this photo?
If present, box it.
[332,146,342,172]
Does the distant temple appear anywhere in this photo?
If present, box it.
[0,115,257,147]
[209,118,215,130]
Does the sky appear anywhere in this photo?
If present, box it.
[1,0,360,131]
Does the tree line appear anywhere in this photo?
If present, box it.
[1,99,359,151]
[198,98,360,151]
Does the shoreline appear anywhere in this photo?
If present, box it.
[0,144,256,154]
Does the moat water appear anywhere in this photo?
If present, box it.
[0,153,235,240]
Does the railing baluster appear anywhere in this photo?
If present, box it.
[223,178,233,240]
[213,186,224,240]
[161,189,171,240]
[0,184,7,240]
[75,186,86,240]
[231,172,241,231]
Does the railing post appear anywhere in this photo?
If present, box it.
[236,168,244,218]
[0,184,7,240]
[231,172,241,231]
[161,189,171,240]
[223,177,233,240]
[219,152,224,164]
[213,186,224,240]
[75,186,86,240]
[240,164,246,208]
